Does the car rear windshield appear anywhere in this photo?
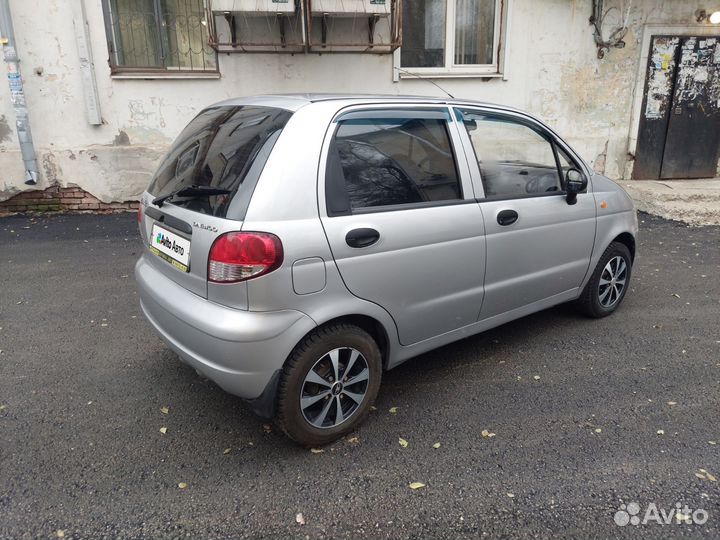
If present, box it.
[147,105,292,217]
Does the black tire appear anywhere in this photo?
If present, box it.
[276,323,382,446]
[576,241,632,318]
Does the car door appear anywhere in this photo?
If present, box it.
[454,107,597,319]
[319,106,486,346]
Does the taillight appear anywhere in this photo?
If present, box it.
[208,232,283,283]
[137,204,143,223]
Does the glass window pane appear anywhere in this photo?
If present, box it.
[454,0,496,65]
[161,0,217,71]
[400,0,446,68]
[110,0,162,68]
[459,111,561,198]
[332,115,461,210]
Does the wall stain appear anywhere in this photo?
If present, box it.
[113,130,131,146]
[0,115,12,143]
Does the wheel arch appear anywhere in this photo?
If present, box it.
[612,231,636,262]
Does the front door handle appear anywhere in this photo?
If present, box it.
[345,228,380,248]
[497,209,518,226]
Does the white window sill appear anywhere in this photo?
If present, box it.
[398,69,504,80]
[110,71,221,80]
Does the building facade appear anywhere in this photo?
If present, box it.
[0,0,718,208]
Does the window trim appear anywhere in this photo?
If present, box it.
[101,0,219,77]
[395,0,509,79]
[452,106,590,201]
[321,105,474,217]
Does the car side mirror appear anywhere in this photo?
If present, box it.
[565,168,587,205]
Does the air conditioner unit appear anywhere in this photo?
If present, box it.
[210,0,296,14]
[310,0,390,16]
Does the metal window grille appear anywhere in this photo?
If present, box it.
[103,0,218,73]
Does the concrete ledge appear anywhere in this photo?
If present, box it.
[621,179,720,227]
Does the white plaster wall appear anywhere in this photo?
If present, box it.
[0,0,711,202]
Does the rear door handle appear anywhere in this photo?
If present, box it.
[345,228,380,248]
[497,209,518,226]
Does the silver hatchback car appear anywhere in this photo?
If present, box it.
[136,94,637,445]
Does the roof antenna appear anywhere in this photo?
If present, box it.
[393,67,455,99]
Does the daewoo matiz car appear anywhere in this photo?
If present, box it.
[136,94,638,446]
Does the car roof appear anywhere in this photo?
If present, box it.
[211,93,527,115]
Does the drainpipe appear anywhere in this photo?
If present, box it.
[0,0,39,185]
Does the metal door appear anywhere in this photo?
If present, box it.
[661,36,720,179]
[634,35,720,179]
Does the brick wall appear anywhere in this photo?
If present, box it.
[0,185,139,214]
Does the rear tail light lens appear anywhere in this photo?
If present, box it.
[208,232,283,283]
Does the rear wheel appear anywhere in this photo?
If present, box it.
[576,241,632,318]
[276,323,382,446]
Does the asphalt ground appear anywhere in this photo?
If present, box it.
[1,212,719,539]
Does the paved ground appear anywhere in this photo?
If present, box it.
[1,212,719,539]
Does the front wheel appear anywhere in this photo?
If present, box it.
[276,323,382,446]
[576,242,632,318]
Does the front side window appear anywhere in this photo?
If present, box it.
[103,0,217,73]
[401,0,501,73]
[458,110,564,198]
[327,112,462,213]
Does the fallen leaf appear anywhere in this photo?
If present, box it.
[709,441,717,445]
[408,482,425,490]
[262,424,272,433]
[672,293,680,298]
[347,436,359,444]
[223,448,231,455]
[399,438,409,448]
[159,427,167,434]
[656,429,665,435]
[0,405,6,411]
[595,428,602,433]
[87,401,92,405]
[389,407,398,414]
[533,375,541,381]
[178,482,188,489]
[295,512,305,525]
[56,531,65,539]
[310,447,324,454]
[695,473,707,480]
[707,473,717,482]
[160,406,169,415]
[667,401,677,406]
[433,442,441,449]
[506,492,515,498]
[370,406,377,411]
[481,429,496,438]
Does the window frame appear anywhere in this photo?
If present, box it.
[101,0,219,78]
[451,106,590,201]
[395,0,507,79]
[321,105,476,217]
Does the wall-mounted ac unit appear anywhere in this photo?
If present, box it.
[210,0,296,14]
[310,0,390,16]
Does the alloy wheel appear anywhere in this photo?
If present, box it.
[598,255,627,308]
[300,347,370,429]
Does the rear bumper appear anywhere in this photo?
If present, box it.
[135,255,316,401]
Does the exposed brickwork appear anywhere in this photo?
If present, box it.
[0,185,139,214]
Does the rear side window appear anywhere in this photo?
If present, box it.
[326,110,462,214]
[148,105,292,217]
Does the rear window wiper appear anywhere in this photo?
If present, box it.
[152,185,233,208]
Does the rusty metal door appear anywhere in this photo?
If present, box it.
[633,36,720,180]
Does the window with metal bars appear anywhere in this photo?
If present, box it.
[102,0,218,74]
